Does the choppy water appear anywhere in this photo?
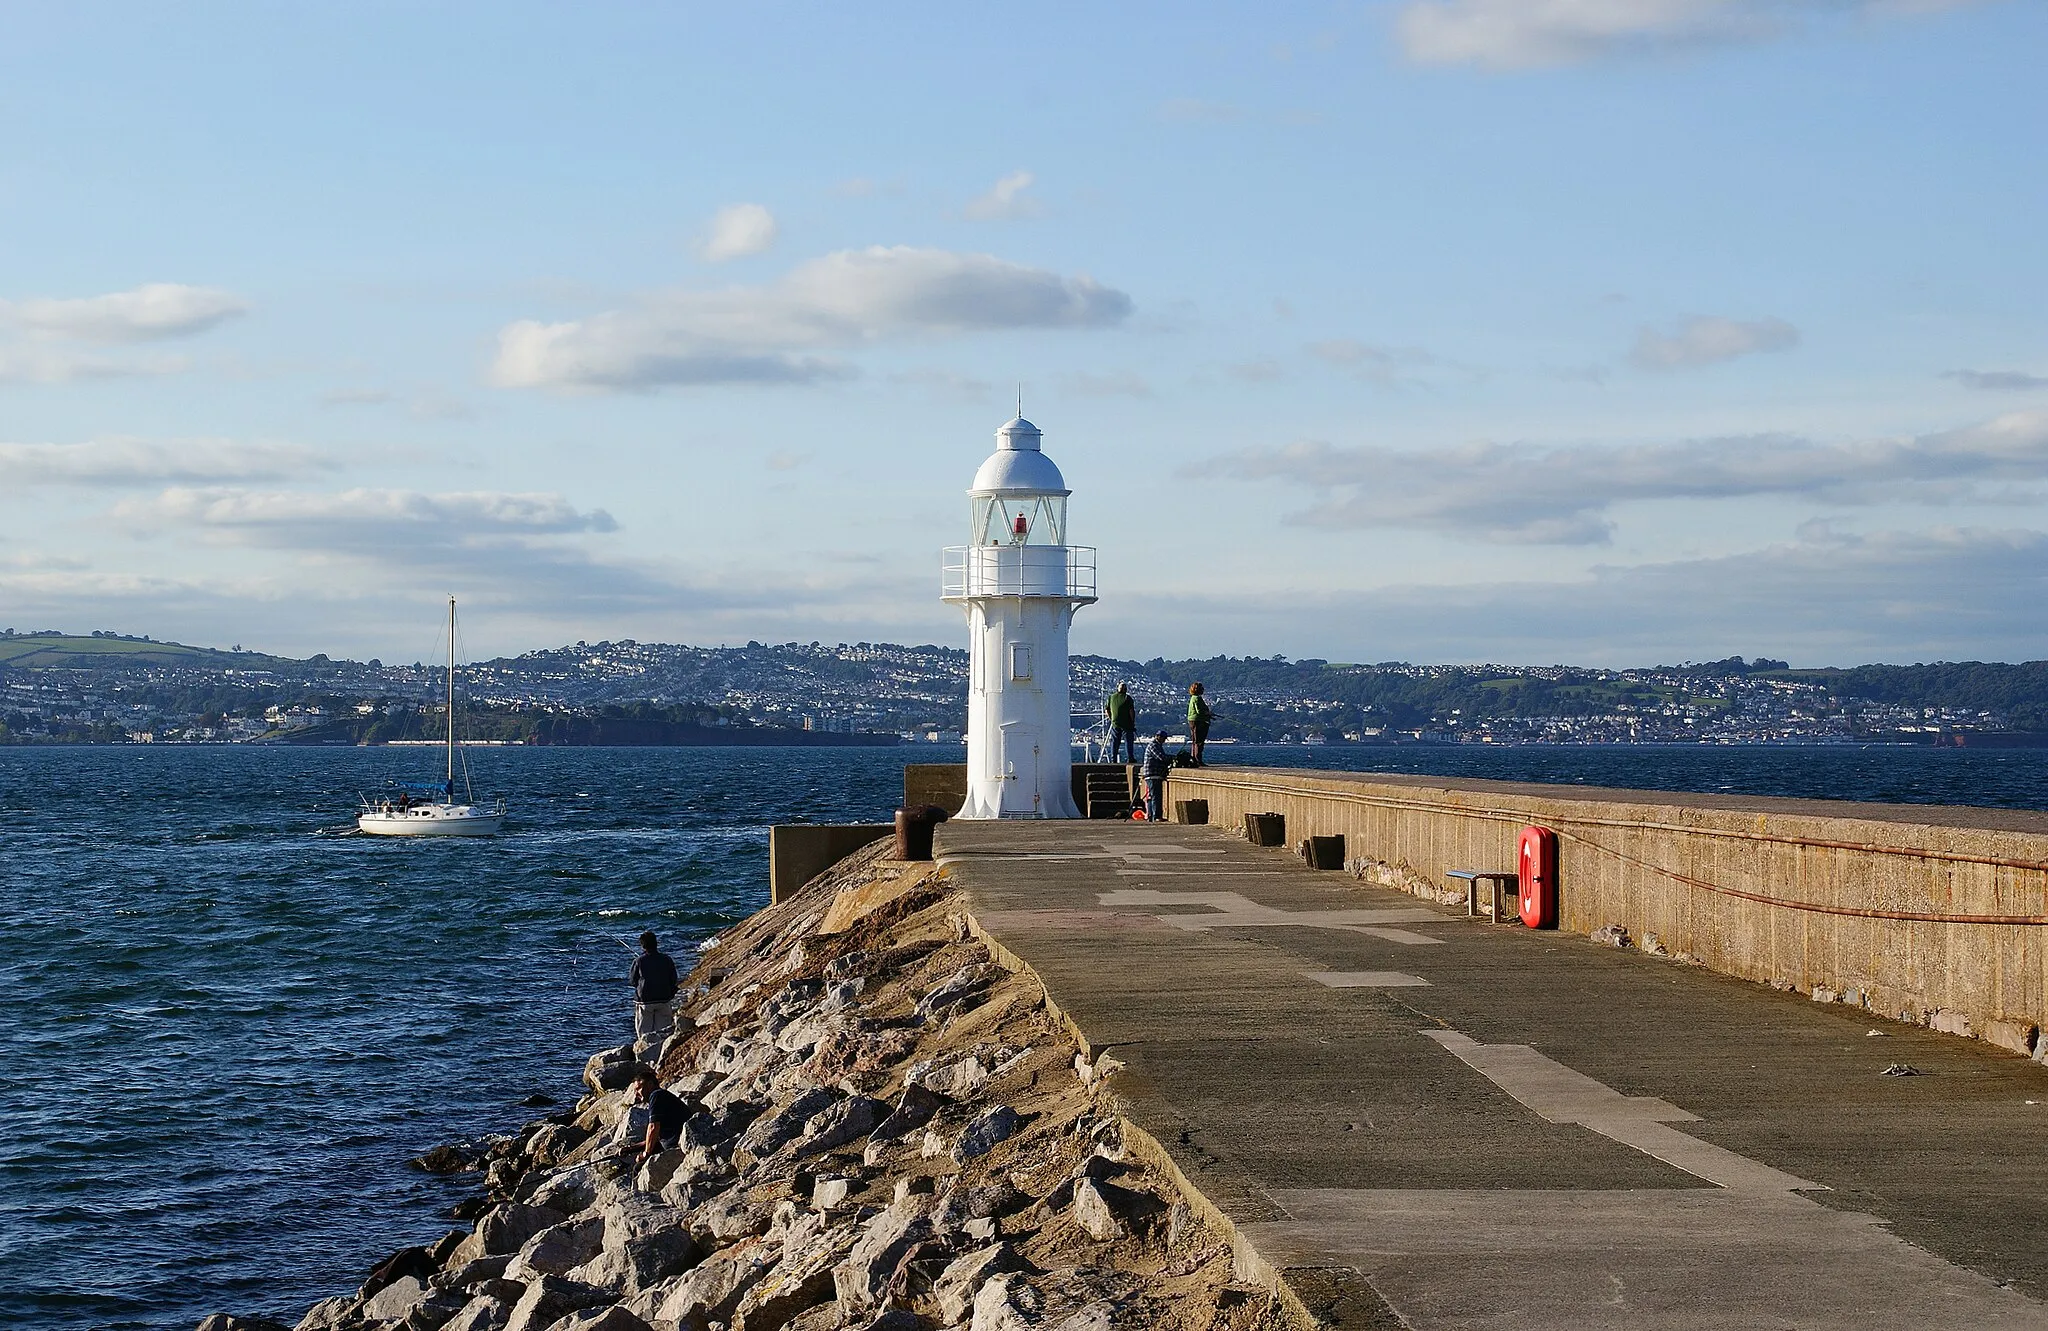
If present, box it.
[4,741,2047,1331]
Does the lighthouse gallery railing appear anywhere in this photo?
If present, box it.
[942,545,1097,600]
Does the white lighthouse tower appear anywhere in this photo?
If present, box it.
[943,415,1097,819]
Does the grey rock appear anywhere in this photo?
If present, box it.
[294,1296,357,1331]
[196,1318,292,1331]
[526,1166,598,1217]
[832,1196,933,1310]
[868,1084,943,1145]
[540,1307,650,1331]
[737,1087,840,1159]
[698,1189,775,1242]
[794,1094,887,1157]
[440,1294,515,1331]
[508,1217,607,1281]
[412,1144,481,1174]
[501,1274,611,1331]
[935,1244,1017,1324]
[642,1239,779,1325]
[921,1055,989,1100]
[952,1105,1022,1163]
[917,964,994,1020]
[361,1274,429,1322]
[478,1204,569,1257]
[583,1045,638,1094]
[1072,1178,1163,1242]
[970,1273,1041,1331]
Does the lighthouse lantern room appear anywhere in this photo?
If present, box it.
[943,415,1097,819]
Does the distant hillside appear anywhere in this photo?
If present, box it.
[0,633,286,671]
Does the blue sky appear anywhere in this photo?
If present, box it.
[2,1,2044,666]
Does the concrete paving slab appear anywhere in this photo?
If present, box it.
[938,819,2048,1327]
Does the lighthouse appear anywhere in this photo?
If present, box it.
[943,415,1097,819]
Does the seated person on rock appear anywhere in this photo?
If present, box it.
[628,1064,689,1167]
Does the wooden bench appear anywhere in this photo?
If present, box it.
[1447,869,1520,923]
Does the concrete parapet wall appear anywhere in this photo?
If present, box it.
[767,823,892,904]
[1167,767,2048,1056]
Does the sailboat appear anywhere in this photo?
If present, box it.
[358,597,508,837]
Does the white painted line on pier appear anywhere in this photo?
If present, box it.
[1425,1029,1823,1194]
[1307,971,1431,987]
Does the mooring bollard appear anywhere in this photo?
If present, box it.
[894,804,949,861]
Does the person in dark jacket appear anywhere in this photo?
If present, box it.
[628,1064,690,1167]
[1105,682,1137,763]
[1141,731,1171,821]
[628,931,679,1055]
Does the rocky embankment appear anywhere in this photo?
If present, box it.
[199,843,1296,1331]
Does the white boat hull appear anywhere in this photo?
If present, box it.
[358,804,505,837]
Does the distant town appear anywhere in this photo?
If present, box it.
[2,628,2044,747]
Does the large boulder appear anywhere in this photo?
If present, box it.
[478,1204,570,1257]
[541,1307,651,1331]
[952,1105,1022,1163]
[359,1274,429,1322]
[501,1274,612,1331]
[508,1217,607,1281]
[867,1084,943,1145]
[196,1318,292,1331]
[831,1196,933,1311]
[441,1292,517,1331]
[583,1045,639,1094]
[934,1245,1018,1325]
[793,1095,887,1158]
[736,1087,840,1160]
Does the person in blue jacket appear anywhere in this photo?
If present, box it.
[1141,731,1172,821]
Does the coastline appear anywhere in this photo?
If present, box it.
[204,840,1286,1331]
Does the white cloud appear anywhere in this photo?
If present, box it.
[492,246,1132,392]
[1630,315,1799,370]
[1392,0,1985,69]
[125,486,617,543]
[1947,369,2048,392]
[1117,524,2048,666]
[0,437,329,489]
[699,204,779,262]
[0,348,194,384]
[1194,408,2048,544]
[5,283,247,343]
[963,171,1042,221]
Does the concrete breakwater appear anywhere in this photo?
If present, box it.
[201,843,1294,1331]
[1165,766,2048,1060]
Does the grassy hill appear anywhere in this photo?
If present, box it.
[0,633,282,670]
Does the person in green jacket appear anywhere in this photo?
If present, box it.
[1105,682,1137,763]
[1188,682,1213,766]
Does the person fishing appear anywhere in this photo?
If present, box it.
[1187,682,1212,767]
[1141,730,1172,822]
[627,931,679,1056]
[627,1064,689,1168]
[1105,682,1138,764]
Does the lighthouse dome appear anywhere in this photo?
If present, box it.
[971,416,1068,494]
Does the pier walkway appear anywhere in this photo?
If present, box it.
[936,819,2048,1330]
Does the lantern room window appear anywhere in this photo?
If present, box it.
[972,494,1066,546]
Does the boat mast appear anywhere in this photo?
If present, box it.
[446,595,456,799]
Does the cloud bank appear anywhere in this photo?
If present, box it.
[1194,408,2048,544]
[492,246,1132,391]
[1118,523,2048,666]
[0,437,330,489]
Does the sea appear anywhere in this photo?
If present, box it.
[4,741,2048,1331]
